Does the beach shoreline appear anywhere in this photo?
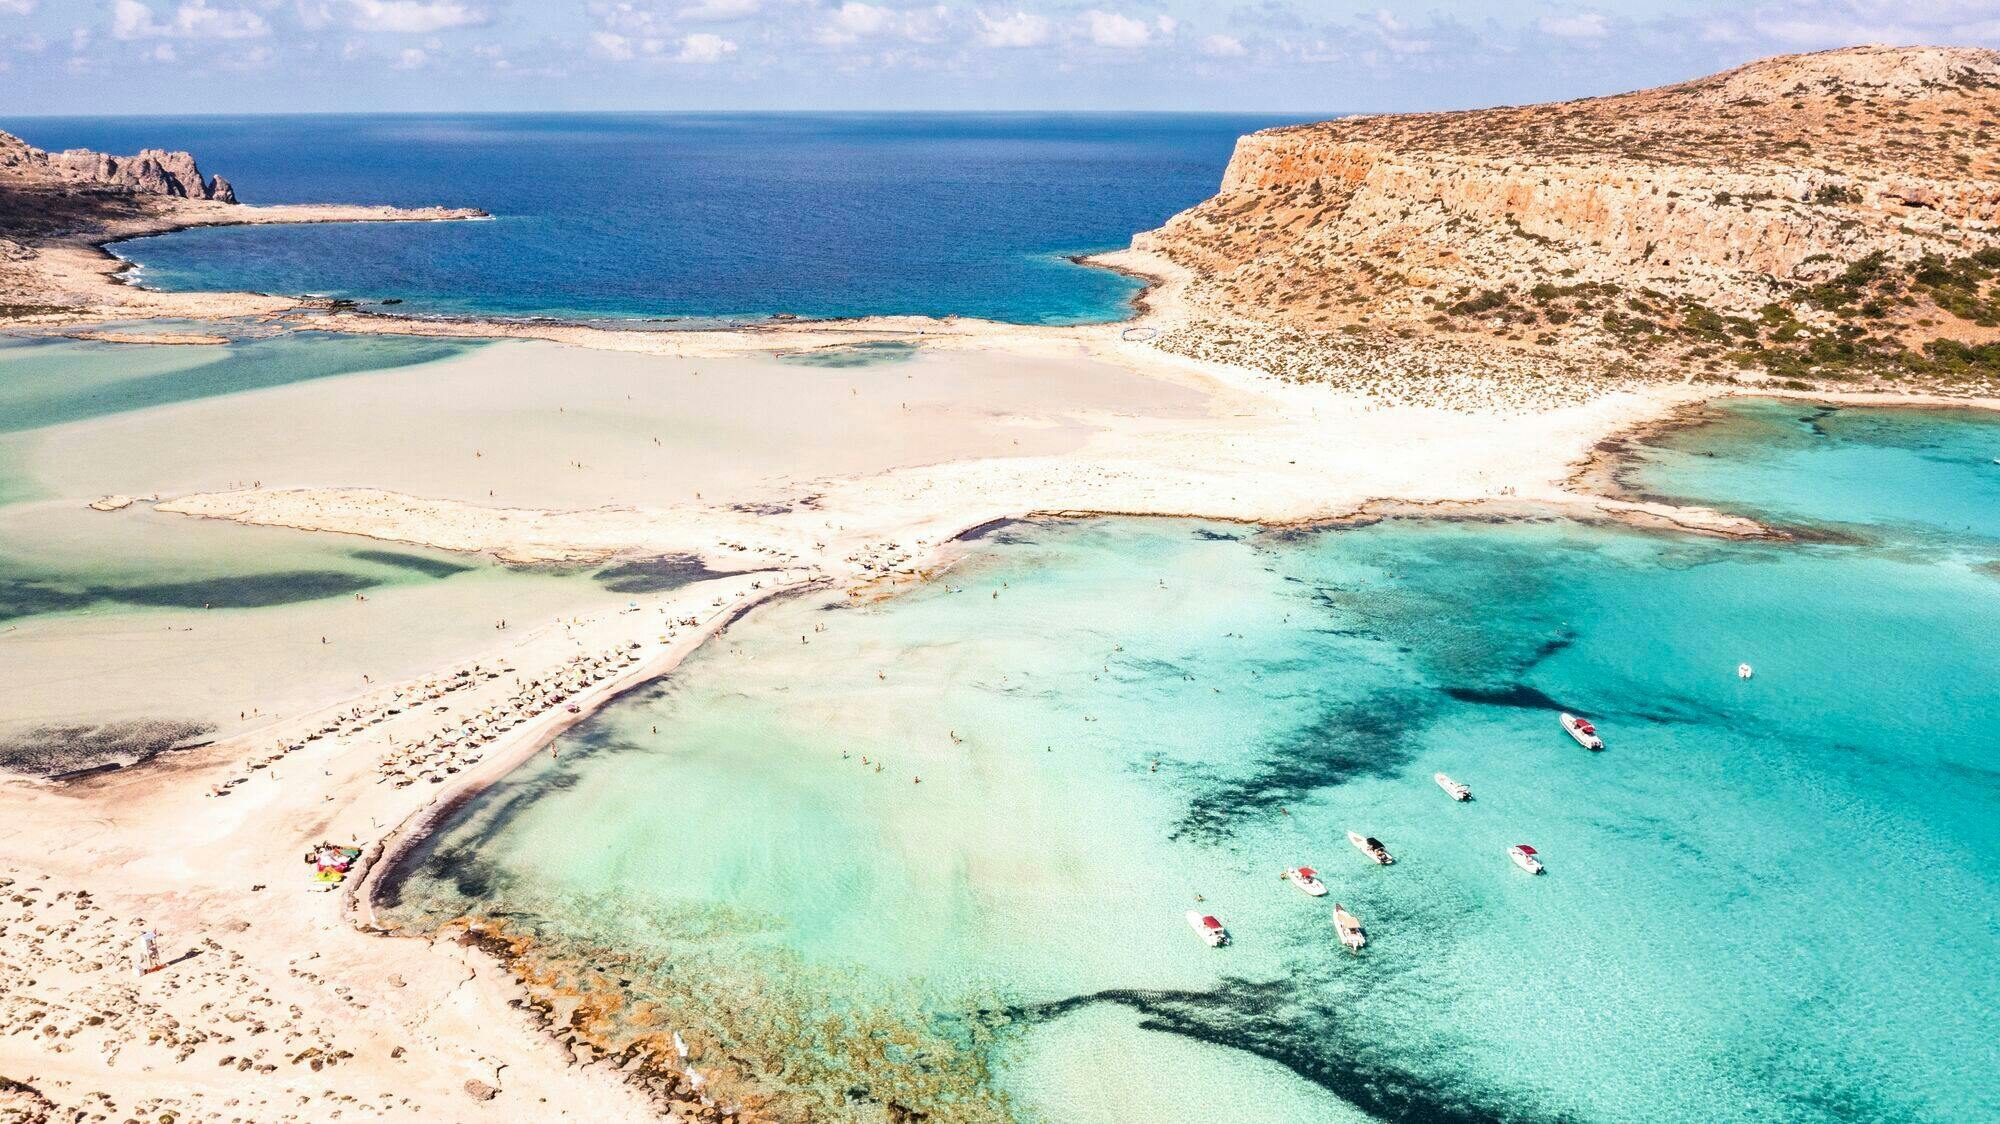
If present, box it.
[6,145,1999,1122]
[7,312,1996,1122]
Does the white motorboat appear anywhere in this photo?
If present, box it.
[1285,867,1329,896]
[1348,831,1394,865]
[1186,910,1230,947]
[1434,772,1471,801]
[1560,712,1604,750]
[1737,662,1754,680]
[1332,904,1366,952]
[1509,844,1544,874]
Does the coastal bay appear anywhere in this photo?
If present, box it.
[2,44,1998,1124]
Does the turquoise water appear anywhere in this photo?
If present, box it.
[0,329,491,619]
[1623,397,2000,552]
[382,404,2000,1122]
[13,114,1299,325]
[0,330,474,434]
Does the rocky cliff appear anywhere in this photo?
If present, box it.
[1,130,235,202]
[1135,46,2000,399]
[1,127,487,324]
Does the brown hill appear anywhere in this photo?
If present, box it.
[1135,45,2000,400]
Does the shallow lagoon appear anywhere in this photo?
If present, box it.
[0,331,621,769]
[384,401,2000,1122]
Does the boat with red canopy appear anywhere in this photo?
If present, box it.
[1285,867,1329,896]
[1186,910,1230,947]
[1510,844,1544,874]
[1561,712,1604,750]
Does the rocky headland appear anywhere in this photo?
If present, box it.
[3,135,239,203]
[0,127,486,322]
[1127,45,2000,405]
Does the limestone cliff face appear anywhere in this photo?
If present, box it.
[1,130,236,203]
[1136,46,2000,329]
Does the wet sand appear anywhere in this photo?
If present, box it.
[20,338,1214,512]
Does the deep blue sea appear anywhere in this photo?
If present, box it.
[8,113,1296,324]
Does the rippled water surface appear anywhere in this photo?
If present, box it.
[383,403,2000,1122]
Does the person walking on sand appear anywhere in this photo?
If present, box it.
[134,927,162,976]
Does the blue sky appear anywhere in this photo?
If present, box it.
[1,1,1996,114]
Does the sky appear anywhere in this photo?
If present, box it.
[0,0,1996,115]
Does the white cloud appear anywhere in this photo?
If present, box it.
[1200,33,1246,58]
[392,45,428,67]
[819,2,889,44]
[112,1,270,40]
[591,2,673,39]
[1720,1,2000,50]
[0,1,36,16]
[590,25,735,63]
[1538,12,1609,39]
[977,10,1049,48]
[816,2,947,46]
[222,42,274,68]
[340,0,489,33]
[678,0,758,20]
[676,30,736,60]
[1082,10,1168,49]
[148,42,176,60]
[590,30,637,58]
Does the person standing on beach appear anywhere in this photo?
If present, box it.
[134,927,162,976]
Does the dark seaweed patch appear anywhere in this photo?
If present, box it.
[957,517,1039,545]
[1174,689,1426,842]
[775,340,919,368]
[593,554,729,594]
[1193,528,1243,542]
[0,577,93,621]
[379,768,589,907]
[0,569,382,622]
[1443,684,1574,712]
[0,719,214,778]
[350,549,475,578]
[100,571,380,609]
[1018,978,1556,1124]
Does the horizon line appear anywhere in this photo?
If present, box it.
[1,107,1356,122]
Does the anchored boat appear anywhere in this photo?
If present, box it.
[1561,712,1604,750]
[1434,772,1471,801]
[1186,910,1230,947]
[1509,844,1544,874]
[1332,904,1367,952]
[1348,830,1394,865]
[1285,867,1329,896]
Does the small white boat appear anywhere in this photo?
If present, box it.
[1186,910,1230,947]
[1560,712,1604,751]
[1509,844,1544,874]
[1737,662,1754,680]
[1285,867,1329,896]
[1332,904,1366,952]
[1348,831,1394,865]
[1434,772,1471,801]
